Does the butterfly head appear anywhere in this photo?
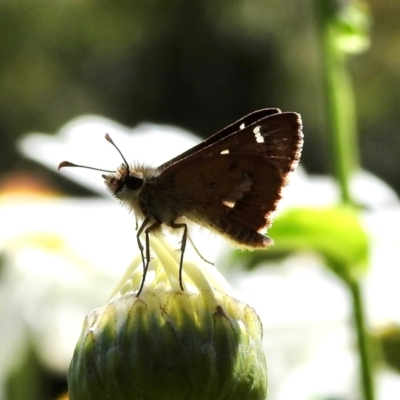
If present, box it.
[58,133,147,207]
[103,164,144,200]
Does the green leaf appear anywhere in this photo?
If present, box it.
[233,207,370,283]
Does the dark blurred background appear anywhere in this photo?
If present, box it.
[1,0,399,193]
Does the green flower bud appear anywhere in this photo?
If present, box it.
[68,238,267,400]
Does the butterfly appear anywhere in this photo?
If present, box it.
[59,108,303,295]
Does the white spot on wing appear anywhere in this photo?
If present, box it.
[222,199,235,208]
[240,123,245,130]
[220,149,229,154]
[221,173,253,210]
[253,126,264,143]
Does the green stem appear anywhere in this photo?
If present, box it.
[349,279,375,400]
[313,0,360,205]
[313,1,375,399]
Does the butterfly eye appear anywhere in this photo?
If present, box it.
[125,175,143,191]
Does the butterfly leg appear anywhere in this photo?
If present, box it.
[188,234,214,266]
[136,216,160,296]
[137,216,150,267]
[170,222,188,291]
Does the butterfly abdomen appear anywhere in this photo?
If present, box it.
[217,218,272,249]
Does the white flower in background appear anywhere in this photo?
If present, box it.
[20,115,206,195]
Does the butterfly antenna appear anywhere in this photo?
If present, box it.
[58,161,114,173]
[105,133,129,169]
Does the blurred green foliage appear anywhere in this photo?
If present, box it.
[234,207,370,281]
[1,0,400,194]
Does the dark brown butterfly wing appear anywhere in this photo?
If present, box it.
[159,108,281,170]
[156,111,303,248]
